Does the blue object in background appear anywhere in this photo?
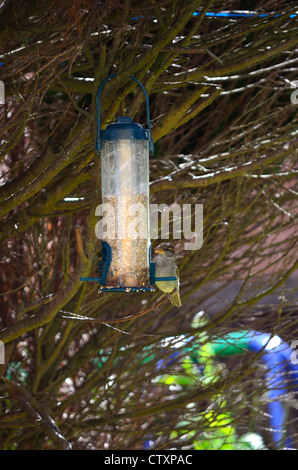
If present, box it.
[132,11,297,21]
[248,332,298,448]
[194,11,297,19]
[144,330,298,449]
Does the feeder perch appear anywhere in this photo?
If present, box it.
[80,74,177,292]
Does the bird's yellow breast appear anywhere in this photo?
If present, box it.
[155,280,177,293]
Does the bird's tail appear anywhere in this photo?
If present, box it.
[171,291,182,307]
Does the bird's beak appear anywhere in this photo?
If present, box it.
[154,248,164,253]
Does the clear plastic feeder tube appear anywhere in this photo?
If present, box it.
[101,138,150,287]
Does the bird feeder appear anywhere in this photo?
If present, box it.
[80,74,177,292]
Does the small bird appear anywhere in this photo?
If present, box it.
[153,242,181,307]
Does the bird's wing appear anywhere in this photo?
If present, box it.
[176,266,180,286]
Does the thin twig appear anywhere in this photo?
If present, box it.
[59,294,169,324]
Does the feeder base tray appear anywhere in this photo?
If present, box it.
[97,286,156,293]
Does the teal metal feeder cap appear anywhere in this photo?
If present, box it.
[100,116,150,141]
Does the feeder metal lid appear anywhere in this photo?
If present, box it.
[101,116,150,141]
